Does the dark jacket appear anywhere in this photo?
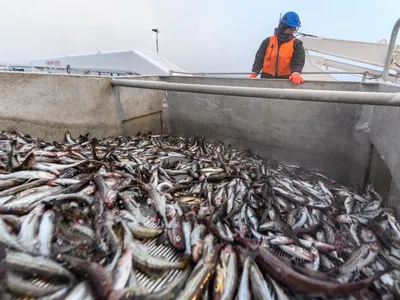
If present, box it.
[251,37,305,79]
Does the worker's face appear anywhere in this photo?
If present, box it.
[284,27,295,35]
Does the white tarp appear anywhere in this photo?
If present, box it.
[28,49,186,76]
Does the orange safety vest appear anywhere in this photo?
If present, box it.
[262,35,295,77]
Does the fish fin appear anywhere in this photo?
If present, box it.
[11,152,36,172]
[155,229,170,246]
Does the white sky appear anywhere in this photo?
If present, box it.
[0,0,399,74]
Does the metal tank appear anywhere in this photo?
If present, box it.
[0,17,399,297]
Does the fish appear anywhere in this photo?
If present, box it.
[38,209,56,257]
[166,204,186,251]
[213,244,238,300]
[0,129,398,299]
[129,238,188,275]
[6,272,68,298]
[176,244,222,300]
[64,281,95,300]
[182,216,193,256]
[112,248,133,290]
[94,174,117,208]
[249,261,274,300]
[5,250,76,283]
[237,253,253,299]
[234,234,393,295]
[338,243,379,274]
[191,223,207,262]
[278,244,316,262]
[119,210,163,240]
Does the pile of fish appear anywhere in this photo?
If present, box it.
[0,129,399,300]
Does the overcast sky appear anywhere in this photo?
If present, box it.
[0,0,399,75]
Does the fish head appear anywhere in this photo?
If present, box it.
[198,206,213,218]
[192,240,203,262]
[335,214,350,223]
[269,209,276,220]
[223,244,235,255]
[166,205,176,220]
[309,246,319,256]
[368,242,381,253]
[168,218,185,250]
[240,223,250,238]
[204,244,222,264]
[106,190,117,208]
[171,231,185,250]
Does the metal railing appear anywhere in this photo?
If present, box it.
[111,78,400,107]
[169,70,371,77]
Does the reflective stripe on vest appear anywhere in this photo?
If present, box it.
[262,35,295,77]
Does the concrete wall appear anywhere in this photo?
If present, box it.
[0,72,164,141]
[163,76,372,185]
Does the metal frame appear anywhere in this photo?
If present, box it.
[111,78,400,107]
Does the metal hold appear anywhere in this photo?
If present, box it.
[137,205,184,293]
[382,18,400,82]
[111,79,400,107]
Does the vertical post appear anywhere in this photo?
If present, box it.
[156,31,159,53]
[382,18,400,81]
[152,28,160,53]
[361,71,368,82]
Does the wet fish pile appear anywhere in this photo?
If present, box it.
[0,129,399,300]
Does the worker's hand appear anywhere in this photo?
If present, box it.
[249,73,257,79]
[289,72,304,84]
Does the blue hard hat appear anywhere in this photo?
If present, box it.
[281,11,301,28]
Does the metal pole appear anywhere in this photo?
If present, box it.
[152,28,159,53]
[156,32,159,53]
[382,18,400,81]
[111,79,400,107]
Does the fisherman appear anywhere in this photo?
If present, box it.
[248,11,305,84]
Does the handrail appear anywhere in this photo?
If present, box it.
[382,18,400,81]
[169,70,370,76]
[111,78,400,107]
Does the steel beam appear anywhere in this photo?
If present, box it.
[111,79,400,107]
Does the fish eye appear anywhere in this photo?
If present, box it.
[176,236,181,241]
